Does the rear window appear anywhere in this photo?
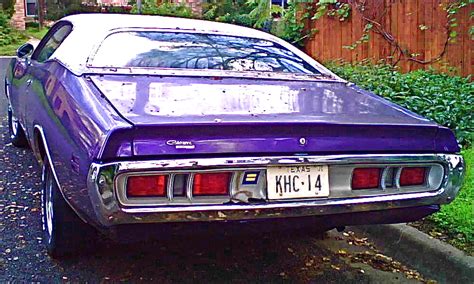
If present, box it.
[90,31,320,74]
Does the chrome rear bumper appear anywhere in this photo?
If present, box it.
[87,154,464,227]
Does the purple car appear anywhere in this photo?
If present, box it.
[4,14,465,257]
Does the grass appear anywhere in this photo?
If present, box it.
[0,44,21,56]
[428,147,474,253]
[0,26,48,56]
[25,26,48,40]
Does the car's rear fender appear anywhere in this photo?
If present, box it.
[20,62,131,227]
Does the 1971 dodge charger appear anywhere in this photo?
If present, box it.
[4,14,465,257]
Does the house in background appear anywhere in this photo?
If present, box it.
[9,0,285,31]
[96,0,128,6]
[10,0,35,30]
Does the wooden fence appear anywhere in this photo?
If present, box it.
[303,0,472,77]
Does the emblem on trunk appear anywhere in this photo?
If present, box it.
[299,137,307,146]
[166,140,195,149]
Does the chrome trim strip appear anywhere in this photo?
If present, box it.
[122,190,442,214]
[394,167,402,189]
[167,174,173,201]
[87,153,465,226]
[186,173,193,200]
[104,154,456,172]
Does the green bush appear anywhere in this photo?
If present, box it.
[44,1,133,21]
[0,0,15,17]
[0,9,28,47]
[131,0,193,18]
[326,61,474,148]
[26,21,40,28]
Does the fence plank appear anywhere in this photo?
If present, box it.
[303,0,472,77]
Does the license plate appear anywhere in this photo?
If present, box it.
[266,165,329,199]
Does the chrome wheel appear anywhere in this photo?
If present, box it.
[40,159,97,258]
[10,111,18,137]
[44,171,54,243]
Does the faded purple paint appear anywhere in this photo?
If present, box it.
[7,59,131,224]
[90,75,459,159]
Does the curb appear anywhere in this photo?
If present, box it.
[350,224,474,283]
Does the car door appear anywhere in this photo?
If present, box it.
[23,22,73,138]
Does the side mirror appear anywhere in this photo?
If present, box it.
[17,43,34,58]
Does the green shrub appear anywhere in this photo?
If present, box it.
[44,2,133,21]
[203,0,258,28]
[131,0,193,18]
[326,61,474,148]
[26,21,40,29]
[0,9,28,47]
[0,0,15,17]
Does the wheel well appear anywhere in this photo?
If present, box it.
[34,128,46,162]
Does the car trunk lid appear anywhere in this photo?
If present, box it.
[89,75,458,158]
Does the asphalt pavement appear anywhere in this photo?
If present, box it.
[0,57,433,283]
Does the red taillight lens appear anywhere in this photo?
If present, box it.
[352,168,381,190]
[193,172,231,196]
[400,167,426,186]
[127,175,168,197]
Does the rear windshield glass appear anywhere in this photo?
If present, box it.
[90,31,320,74]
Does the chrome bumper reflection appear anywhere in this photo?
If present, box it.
[87,154,465,226]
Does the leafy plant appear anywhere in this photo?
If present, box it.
[343,23,372,50]
[271,1,312,46]
[0,0,15,17]
[203,0,312,47]
[312,0,351,22]
[203,0,257,28]
[131,0,193,18]
[326,61,474,148]
[246,0,282,28]
[0,9,28,47]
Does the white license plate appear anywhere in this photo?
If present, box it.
[266,165,329,200]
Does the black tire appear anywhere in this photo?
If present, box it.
[41,158,96,258]
[7,105,28,147]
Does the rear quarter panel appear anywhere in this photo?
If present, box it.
[20,61,129,223]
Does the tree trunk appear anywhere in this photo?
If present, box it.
[38,0,45,28]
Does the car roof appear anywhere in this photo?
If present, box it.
[49,14,336,78]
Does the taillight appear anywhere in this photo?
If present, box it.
[352,168,381,190]
[127,175,168,197]
[193,172,231,196]
[400,167,426,186]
